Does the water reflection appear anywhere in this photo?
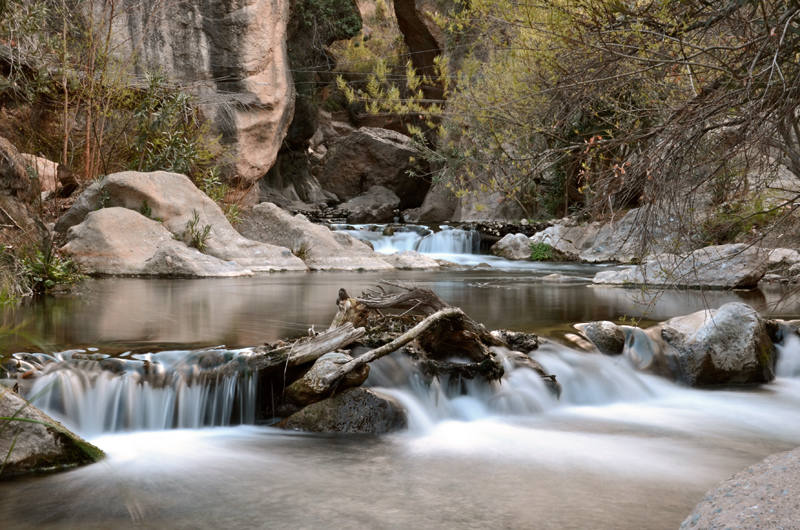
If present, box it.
[1,269,798,354]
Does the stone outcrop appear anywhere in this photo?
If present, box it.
[108,0,295,184]
[63,207,251,277]
[491,233,531,260]
[530,207,678,263]
[0,386,104,477]
[452,189,525,222]
[285,352,370,407]
[0,136,45,238]
[624,302,775,386]
[316,127,429,208]
[593,244,768,289]
[237,201,393,270]
[56,171,306,272]
[281,387,407,434]
[682,447,800,529]
[340,185,400,223]
[393,0,445,99]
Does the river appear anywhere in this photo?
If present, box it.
[2,227,800,529]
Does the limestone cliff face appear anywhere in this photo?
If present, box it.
[110,0,295,184]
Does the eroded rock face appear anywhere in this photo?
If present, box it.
[237,201,393,270]
[491,233,531,260]
[0,387,103,478]
[285,352,369,407]
[56,171,306,272]
[0,136,45,237]
[340,185,400,224]
[625,302,775,386]
[593,244,768,289]
[63,208,251,277]
[281,387,407,434]
[316,127,429,208]
[109,0,294,184]
[403,181,457,223]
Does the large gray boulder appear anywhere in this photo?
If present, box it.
[55,171,306,272]
[403,182,458,223]
[107,0,294,184]
[593,244,768,289]
[681,447,800,529]
[452,189,525,222]
[62,208,251,277]
[339,185,400,224]
[237,202,393,270]
[626,302,775,386]
[285,352,369,407]
[491,233,531,260]
[280,387,407,434]
[0,386,104,477]
[316,127,428,208]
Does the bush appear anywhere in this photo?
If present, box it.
[20,244,83,294]
[185,210,212,252]
[530,242,555,261]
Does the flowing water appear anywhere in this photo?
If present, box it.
[2,238,800,528]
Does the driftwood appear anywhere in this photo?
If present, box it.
[247,323,366,371]
[321,307,466,392]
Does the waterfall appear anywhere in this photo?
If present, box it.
[777,331,800,377]
[17,348,257,435]
[331,224,481,255]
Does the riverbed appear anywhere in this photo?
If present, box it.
[2,266,800,529]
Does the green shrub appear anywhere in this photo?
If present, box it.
[20,244,83,294]
[185,210,212,252]
[530,242,555,261]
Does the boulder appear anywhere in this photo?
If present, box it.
[20,153,58,194]
[62,207,251,277]
[379,250,441,270]
[339,185,400,224]
[681,447,800,529]
[237,202,393,270]
[491,233,531,260]
[452,189,525,222]
[403,181,458,223]
[593,244,768,289]
[316,127,429,208]
[0,386,104,477]
[55,171,306,272]
[107,0,294,184]
[0,136,45,237]
[574,321,626,355]
[285,352,370,406]
[280,387,407,434]
[626,302,775,386]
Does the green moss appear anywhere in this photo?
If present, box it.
[530,242,555,261]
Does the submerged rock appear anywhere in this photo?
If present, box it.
[379,250,441,270]
[0,386,103,478]
[280,387,407,434]
[56,171,306,272]
[339,185,400,224]
[626,302,775,386]
[593,244,768,289]
[62,208,251,277]
[491,233,531,260]
[237,202,393,271]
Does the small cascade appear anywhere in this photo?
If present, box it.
[331,224,481,256]
[366,341,665,432]
[776,331,800,377]
[13,348,257,435]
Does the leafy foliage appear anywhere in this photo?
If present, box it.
[530,242,555,262]
[184,210,212,253]
[20,243,82,294]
